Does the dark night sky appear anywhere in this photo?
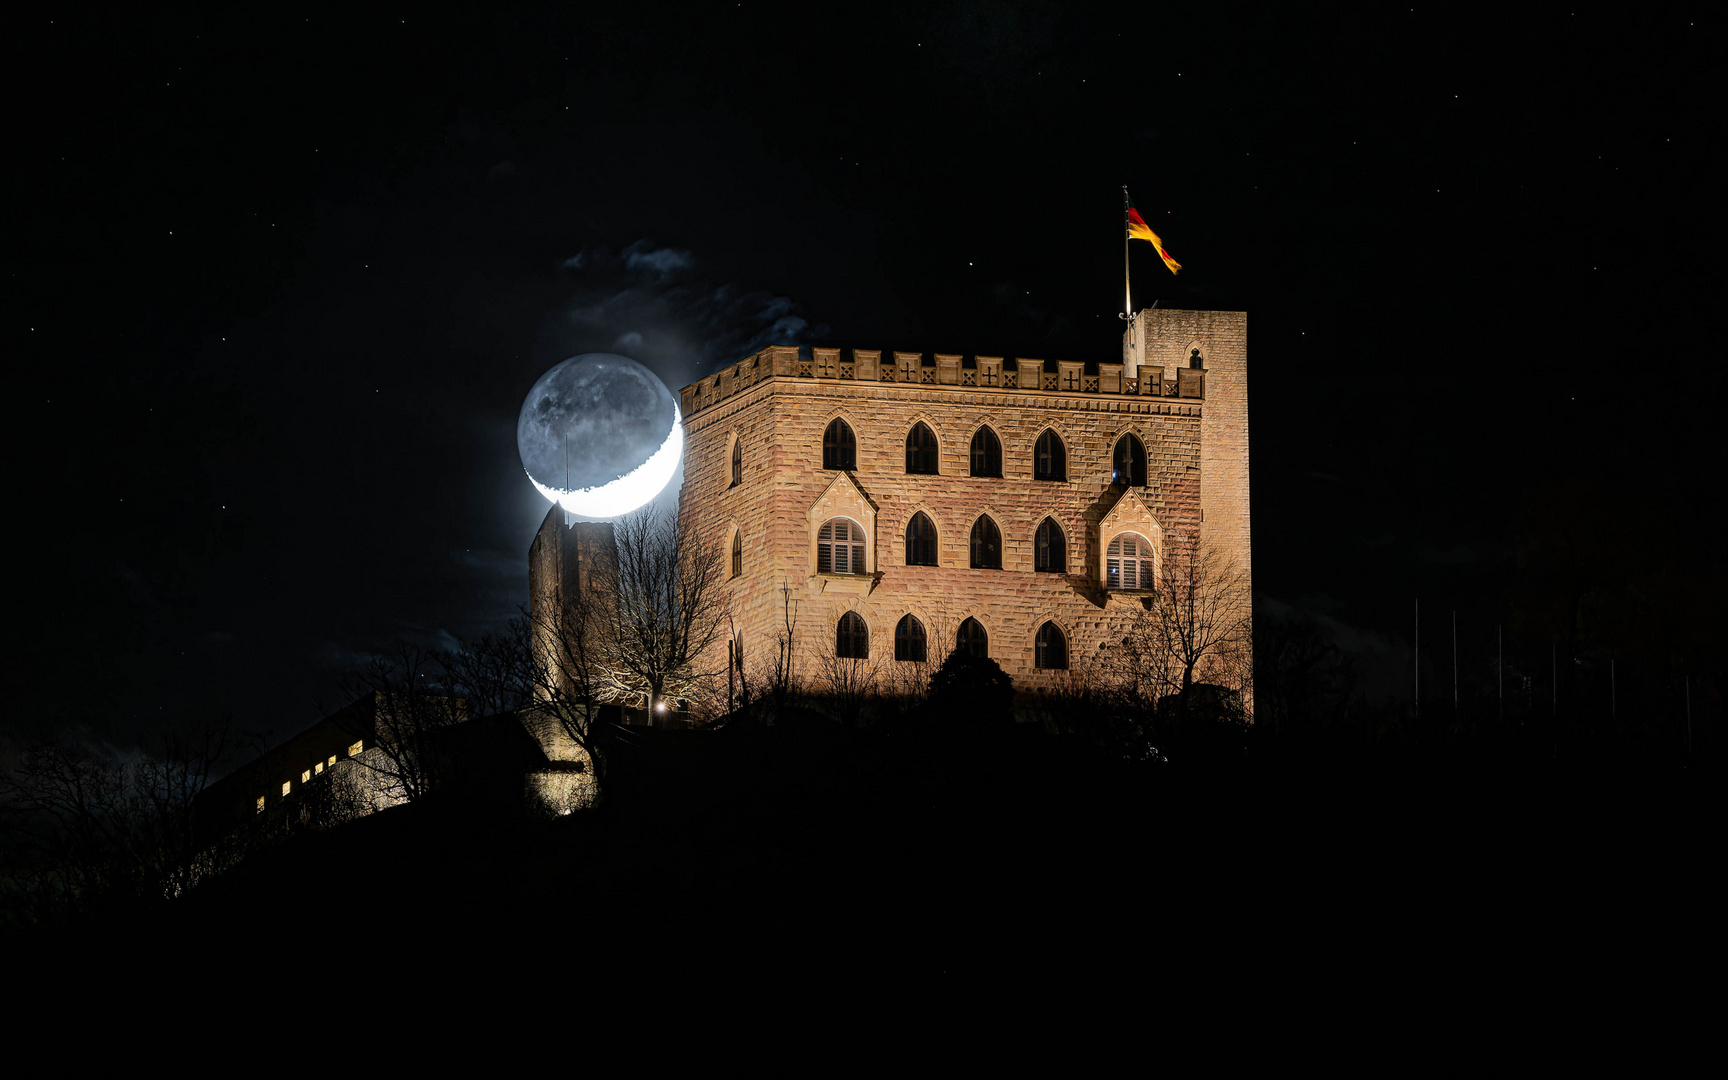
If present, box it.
[5,4,1720,744]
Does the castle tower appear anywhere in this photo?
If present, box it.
[1124,308,1252,589]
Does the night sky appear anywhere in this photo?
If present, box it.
[7,4,1719,745]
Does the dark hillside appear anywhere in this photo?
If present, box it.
[39,716,1707,1009]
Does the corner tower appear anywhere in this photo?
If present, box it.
[1124,308,1251,592]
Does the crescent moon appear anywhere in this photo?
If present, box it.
[527,406,684,519]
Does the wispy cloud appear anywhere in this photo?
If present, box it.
[543,240,825,389]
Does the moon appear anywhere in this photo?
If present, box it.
[517,353,682,519]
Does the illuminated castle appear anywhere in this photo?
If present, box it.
[533,308,1251,703]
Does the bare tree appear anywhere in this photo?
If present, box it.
[761,580,801,716]
[0,716,240,923]
[880,613,952,708]
[724,619,752,719]
[1111,542,1253,707]
[590,505,729,716]
[336,647,468,805]
[816,649,880,726]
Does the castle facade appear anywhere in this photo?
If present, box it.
[668,308,1250,698]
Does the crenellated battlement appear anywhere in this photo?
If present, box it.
[679,344,1206,418]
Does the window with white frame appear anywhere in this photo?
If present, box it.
[1105,533,1156,590]
[817,518,867,575]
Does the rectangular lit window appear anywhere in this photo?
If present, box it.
[328,755,337,767]
[348,740,363,757]
[314,761,324,775]
[256,795,266,813]
[301,769,311,783]
[282,781,291,796]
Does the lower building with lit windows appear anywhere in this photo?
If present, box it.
[533,307,1250,703]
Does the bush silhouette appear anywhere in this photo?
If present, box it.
[927,651,1015,729]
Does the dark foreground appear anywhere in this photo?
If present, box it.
[18,715,1715,1027]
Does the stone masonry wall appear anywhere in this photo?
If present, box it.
[678,362,1204,696]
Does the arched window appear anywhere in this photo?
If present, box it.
[818,518,867,575]
[956,617,988,659]
[1034,518,1066,573]
[836,611,869,659]
[729,437,743,488]
[905,422,938,475]
[969,515,1001,569]
[730,530,743,579]
[905,512,938,566]
[969,426,1002,478]
[1035,622,1068,669]
[1112,433,1147,487]
[1105,533,1156,590]
[1034,429,1066,482]
[894,614,927,662]
[823,419,856,471]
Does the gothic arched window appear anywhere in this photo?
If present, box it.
[729,437,743,488]
[957,617,989,659]
[1034,518,1066,573]
[730,530,743,579]
[1035,621,1068,670]
[1112,434,1147,487]
[1034,429,1066,482]
[969,515,1002,569]
[1105,533,1156,590]
[836,611,869,659]
[894,614,927,662]
[969,426,1002,478]
[905,512,938,566]
[817,518,867,575]
[905,422,938,475]
[823,419,856,471]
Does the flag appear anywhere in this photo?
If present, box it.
[1127,204,1181,275]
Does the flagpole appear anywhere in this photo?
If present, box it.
[1122,186,1132,320]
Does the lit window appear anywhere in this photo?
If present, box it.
[1106,533,1156,589]
[348,740,363,757]
[817,518,866,575]
[328,755,337,767]
[301,769,311,783]
[256,795,266,813]
[314,761,324,775]
[1112,434,1147,487]
[282,781,291,797]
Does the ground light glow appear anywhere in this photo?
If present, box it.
[528,406,683,518]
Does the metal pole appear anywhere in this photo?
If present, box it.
[1122,186,1132,320]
